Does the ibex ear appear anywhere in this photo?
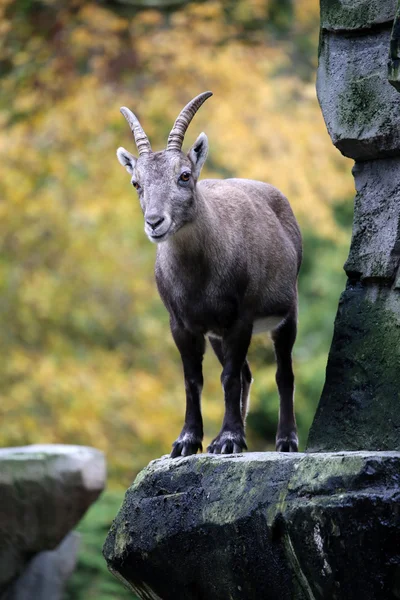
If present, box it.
[188,133,208,179]
[116,147,137,174]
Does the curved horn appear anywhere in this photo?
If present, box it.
[167,91,213,152]
[120,107,152,156]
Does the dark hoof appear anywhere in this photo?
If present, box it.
[207,431,247,455]
[276,433,298,453]
[170,434,202,458]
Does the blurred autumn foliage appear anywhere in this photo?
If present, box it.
[0,0,354,488]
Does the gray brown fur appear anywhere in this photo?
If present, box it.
[116,92,302,456]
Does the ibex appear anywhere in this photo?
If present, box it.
[117,92,302,456]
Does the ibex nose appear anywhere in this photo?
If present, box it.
[146,215,165,230]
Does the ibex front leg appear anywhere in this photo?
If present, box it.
[208,320,252,454]
[170,319,205,458]
[272,312,298,452]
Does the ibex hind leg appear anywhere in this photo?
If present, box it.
[272,311,298,452]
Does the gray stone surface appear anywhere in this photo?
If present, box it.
[320,0,397,31]
[103,452,400,600]
[344,158,400,281]
[307,283,400,452]
[4,532,80,600]
[0,444,106,595]
[317,27,400,160]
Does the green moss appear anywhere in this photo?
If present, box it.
[307,284,400,451]
[337,75,382,131]
[266,486,289,528]
[128,467,150,492]
[114,522,131,558]
[351,288,400,380]
[289,454,365,494]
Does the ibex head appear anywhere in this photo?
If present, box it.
[117,92,212,243]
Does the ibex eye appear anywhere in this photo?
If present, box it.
[179,172,191,182]
[132,181,140,189]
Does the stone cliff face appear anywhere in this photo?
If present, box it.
[307,0,400,452]
[103,452,400,600]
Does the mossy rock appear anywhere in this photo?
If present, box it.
[103,452,400,600]
[317,27,400,160]
[307,283,400,452]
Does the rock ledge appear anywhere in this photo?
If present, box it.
[104,451,400,600]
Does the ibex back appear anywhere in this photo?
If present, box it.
[117,92,302,457]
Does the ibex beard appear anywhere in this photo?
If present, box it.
[117,92,302,457]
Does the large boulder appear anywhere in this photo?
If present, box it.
[0,444,106,596]
[103,452,400,600]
